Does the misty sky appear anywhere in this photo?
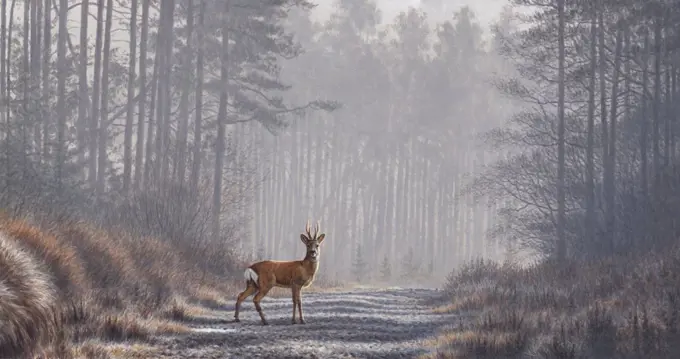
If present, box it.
[312,0,508,26]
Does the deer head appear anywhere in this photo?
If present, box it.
[300,220,325,262]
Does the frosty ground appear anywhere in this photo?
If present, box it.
[153,287,453,358]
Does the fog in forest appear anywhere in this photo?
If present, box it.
[3,0,677,290]
[0,0,524,290]
[4,0,680,356]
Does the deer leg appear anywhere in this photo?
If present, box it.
[297,288,305,324]
[291,285,299,324]
[253,286,272,325]
[234,283,256,322]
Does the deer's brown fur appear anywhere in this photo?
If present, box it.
[234,220,326,325]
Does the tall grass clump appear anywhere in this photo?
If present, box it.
[0,231,58,358]
[0,147,248,355]
[428,252,680,359]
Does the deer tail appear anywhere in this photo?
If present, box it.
[244,268,259,288]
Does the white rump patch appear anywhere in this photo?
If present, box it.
[244,268,259,284]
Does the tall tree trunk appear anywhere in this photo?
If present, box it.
[143,38,160,187]
[664,62,672,165]
[41,0,50,162]
[152,1,168,184]
[667,65,675,162]
[30,0,40,161]
[5,0,15,154]
[96,0,114,194]
[160,1,175,183]
[598,10,609,226]
[291,121,299,230]
[312,126,323,215]
[77,0,89,180]
[437,167,447,270]
[606,28,622,252]
[21,0,28,171]
[585,12,597,249]
[556,0,566,261]
[0,0,5,130]
[134,0,150,189]
[213,2,229,237]
[6,0,15,145]
[652,17,662,177]
[304,115,312,215]
[35,0,42,157]
[394,143,406,261]
[88,0,105,187]
[639,32,650,245]
[190,0,205,193]
[55,0,67,186]
[176,0,194,187]
[621,27,633,248]
[123,0,138,192]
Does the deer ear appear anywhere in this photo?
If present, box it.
[300,234,309,244]
[317,233,326,244]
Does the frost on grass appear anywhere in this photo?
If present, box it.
[427,257,680,359]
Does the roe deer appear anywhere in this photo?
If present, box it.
[234,220,326,325]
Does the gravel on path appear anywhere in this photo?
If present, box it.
[154,287,455,359]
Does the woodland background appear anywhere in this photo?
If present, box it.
[4,0,680,284]
[0,0,519,285]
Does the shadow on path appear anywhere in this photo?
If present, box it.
[170,288,455,358]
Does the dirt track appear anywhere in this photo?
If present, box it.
[155,287,453,358]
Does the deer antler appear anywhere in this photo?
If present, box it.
[305,219,312,239]
[313,221,320,239]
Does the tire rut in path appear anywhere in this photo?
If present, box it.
[160,288,454,358]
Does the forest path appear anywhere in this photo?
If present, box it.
[155,287,453,358]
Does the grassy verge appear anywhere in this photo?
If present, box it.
[425,251,680,358]
[0,214,242,358]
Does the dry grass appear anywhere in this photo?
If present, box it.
[68,341,161,359]
[0,215,241,357]
[0,231,60,358]
[192,283,238,308]
[427,252,680,359]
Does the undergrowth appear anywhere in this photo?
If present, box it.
[0,214,242,358]
[427,252,680,359]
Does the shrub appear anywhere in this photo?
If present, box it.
[429,249,680,358]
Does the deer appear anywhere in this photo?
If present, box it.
[234,220,326,325]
